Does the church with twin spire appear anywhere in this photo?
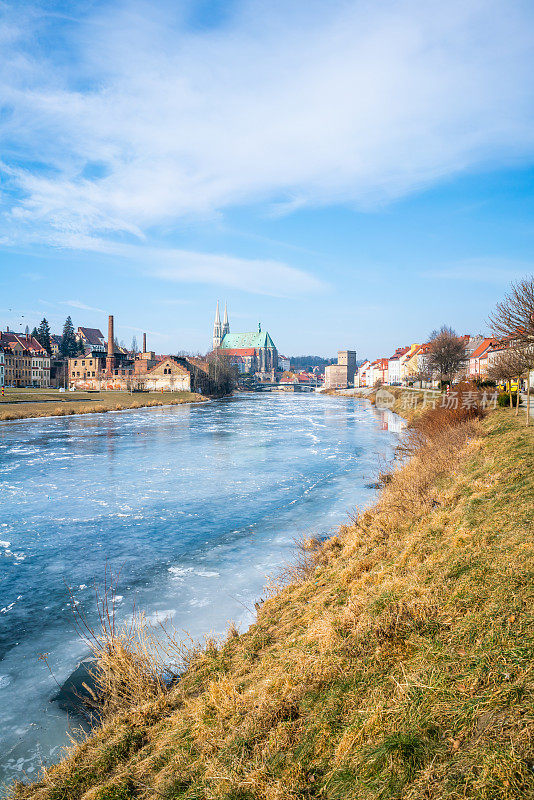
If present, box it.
[212,302,278,375]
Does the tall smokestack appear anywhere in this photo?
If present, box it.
[106,315,116,376]
[108,315,114,356]
[143,332,147,353]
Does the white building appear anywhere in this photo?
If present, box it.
[0,349,4,388]
[278,354,290,371]
[387,346,410,385]
[76,327,106,353]
[356,360,371,387]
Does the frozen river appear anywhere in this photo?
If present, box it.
[0,392,402,786]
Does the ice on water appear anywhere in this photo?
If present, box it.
[0,394,400,785]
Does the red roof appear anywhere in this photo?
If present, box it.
[279,370,297,383]
[0,332,47,354]
[225,348,255,356]
[389,346,410,360]
[471,337,496,359]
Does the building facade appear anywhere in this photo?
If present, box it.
[143,358,191,392]
[0,349,4,388]
[355,360,370,387]
[76,327,105,353]
[68,318,197,392]
[0,332,50,387]
[469,338,496,378]
[278,354,291,372]
[324,350,357,389]
[212,303,278,375]
[387,346,410,385]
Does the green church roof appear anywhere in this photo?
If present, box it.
[220,329,276,350]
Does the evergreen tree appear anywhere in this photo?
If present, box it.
[59,316,79,358]
[36,318,52,355]
[25,324,30,335]
[31,327,39,339]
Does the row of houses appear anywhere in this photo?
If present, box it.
[0,323,128,389]
[0,317,211,393]
[0,331,51,388]
[356,336,524,388]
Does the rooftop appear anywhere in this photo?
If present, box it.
[220,329,276,350]
[77,327,105,345]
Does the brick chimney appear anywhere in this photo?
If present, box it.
[143,332,147,353]
[106,315,116,376]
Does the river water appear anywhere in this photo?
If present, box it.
[0,392,402,786]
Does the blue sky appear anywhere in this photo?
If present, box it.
[1,0,534,358]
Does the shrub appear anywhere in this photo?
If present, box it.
[403,381,486,452]
[498,391,521,407]
[474,377,496,388]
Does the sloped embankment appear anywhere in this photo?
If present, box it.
[12,408,534,800]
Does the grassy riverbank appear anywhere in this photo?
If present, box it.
[0,390,206,421]
[11,401,534,799]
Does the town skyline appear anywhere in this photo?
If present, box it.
[1,0,534,357]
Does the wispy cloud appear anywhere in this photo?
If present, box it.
[61,299,105,314]
[151,250,324,296]
[421,258,534,284]
[44,235,325,295]
[120,325,167,338]
[0,0,533,256]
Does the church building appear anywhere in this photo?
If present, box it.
[212,302,278,375]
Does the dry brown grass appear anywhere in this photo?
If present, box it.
[0,391,206,421]
[10,405,534,800]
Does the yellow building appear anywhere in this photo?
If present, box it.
[0,332,50,387]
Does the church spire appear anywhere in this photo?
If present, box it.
[222,302,230,337]
[213,301,222,350]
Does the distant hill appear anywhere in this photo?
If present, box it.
[289,355,336,371]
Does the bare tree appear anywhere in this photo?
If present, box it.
[205,350,238,396]
[489,275,534,346]
[489,277,534,426]
[426,326,468,386]
[519,345,534,426]
[487,348,522,408]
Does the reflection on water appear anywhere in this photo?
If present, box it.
[0,393,401,784]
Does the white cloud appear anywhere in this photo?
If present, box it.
[48,236,324,295]
[0,0,533,262]
[151,249,324,296]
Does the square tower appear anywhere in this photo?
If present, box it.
[337,350,357,384]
